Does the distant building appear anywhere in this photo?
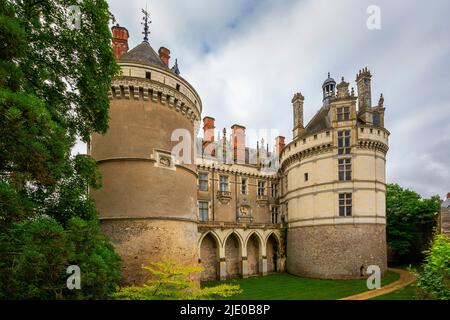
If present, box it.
[440,193,450,235]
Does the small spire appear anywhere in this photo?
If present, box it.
[141,6,152,42]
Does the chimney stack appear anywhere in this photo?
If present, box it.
[447,192,450,200]
[231,124,246,164]
[202,117,215,157]
[275,136,285,157]
[111,24,129,59]
[158,47,170,66]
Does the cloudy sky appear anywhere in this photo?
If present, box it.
[77,0,450,198]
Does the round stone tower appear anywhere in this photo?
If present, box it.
[90,25,202,284]
[281,70,388,279]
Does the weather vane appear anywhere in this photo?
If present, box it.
[141,5,151,42]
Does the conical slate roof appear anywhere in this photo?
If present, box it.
[119,41,168,69]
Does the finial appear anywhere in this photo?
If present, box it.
[171,58,180,75]
[351,87,355,96]
[141,6,152,42]
[341,76,345,82]
[328,72,330,78]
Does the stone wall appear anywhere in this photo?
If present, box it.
[101,219,199,285]
[287,224,387,279]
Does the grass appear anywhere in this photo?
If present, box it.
[202,271,400,300]
[370,284,418,300]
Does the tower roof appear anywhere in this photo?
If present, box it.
[322,72,336,87]
[119,41,168,69]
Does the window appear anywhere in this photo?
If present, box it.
[338,158,352,181]
[145,71,151,79]
[337,106,350,121]
[198,172,208,191]
[314,134,318,140]
[198,201,209,221]
[271,206,279,224]
[219,175,228,192]
[271,183,279,198]
[304,173,309,182]
[326,131,330,136]
[258,181,266,196]
[241,177,248,195]
[339,193,352,216]
[338,130,351,155]
[176,83,180,91]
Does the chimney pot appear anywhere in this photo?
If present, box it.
[202,117,215,157]
[158,47,170,66]
[111,24,129,59]
[231,124,246,164]
[275,136,286,157]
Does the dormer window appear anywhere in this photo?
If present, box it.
[337,106,350,121]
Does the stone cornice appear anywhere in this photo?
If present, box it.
[196,163,278,180]
[357,139,389,153]
[281,143,333,171]
[108,76,201,124]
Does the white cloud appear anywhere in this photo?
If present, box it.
[90,0,450,198]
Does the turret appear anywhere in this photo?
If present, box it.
[322,72,336,103]
[90,12,202,285]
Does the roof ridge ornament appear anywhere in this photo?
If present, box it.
[141,6,151,42]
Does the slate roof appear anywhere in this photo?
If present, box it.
[304,105,332,134]
[119,41,168,69]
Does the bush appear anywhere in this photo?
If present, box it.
[0,216,121,299]
[113,260,241,300]
[416,235,450,300]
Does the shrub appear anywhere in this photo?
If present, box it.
[416,235,450,300]
[0,216,121,299]
[113,260,241,300]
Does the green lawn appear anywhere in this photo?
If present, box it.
[370,284,418,300]
[202,271,400,300]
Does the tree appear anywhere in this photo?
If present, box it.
[0,0,121,299]
[416,235,450,300]
[112,260,242,300]
[386,183,441,263]
[0,217,121,300]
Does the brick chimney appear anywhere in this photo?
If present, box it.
[447,192,450,200]
[275,136,285,157]
[158,47,170,66]
[231,124,246,164]
[111,24,129,59]
[202,117,215,157]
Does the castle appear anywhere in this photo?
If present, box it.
[89,21,390,284]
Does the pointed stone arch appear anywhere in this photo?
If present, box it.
[199,231,221,281]
[245,231,263,276]
[224,231,243,278]
[265,231,281,273]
